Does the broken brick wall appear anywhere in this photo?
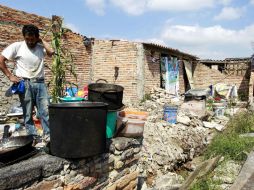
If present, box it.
[91,41,191,103]
[0,5,91,112]
[0,4,196,108]
[143,48,161,97]
[143,45,194,96]
[193,61,251,101]
[91,40,139,103]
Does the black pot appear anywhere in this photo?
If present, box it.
[0,135,34,163]
[49,102,108,158]
[88,82,124,110]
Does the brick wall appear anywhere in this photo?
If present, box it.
[0,5,91,112]
[91,41,191,103]
[193,62,251,100]
[0,4,197,108]
[91,40,139,102]
[143,48,161,95]
[143,46,193,96]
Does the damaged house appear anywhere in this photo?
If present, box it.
[0,4,253,113]
[195,58,252,101]
[0,4,254,190]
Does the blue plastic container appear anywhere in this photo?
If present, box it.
[163,106,178,124]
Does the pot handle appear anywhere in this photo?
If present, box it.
[96,79,108,83]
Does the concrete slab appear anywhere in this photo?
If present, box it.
[230,151,254,190]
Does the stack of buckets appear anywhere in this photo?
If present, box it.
[163,105,178,124]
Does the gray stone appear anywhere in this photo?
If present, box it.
[69,170,77,178]
[112,137,140,151]
[230,151,254,189]
[0,153,65,190]
[120,148,134,160]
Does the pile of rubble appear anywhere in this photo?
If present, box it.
[126,87,232,188]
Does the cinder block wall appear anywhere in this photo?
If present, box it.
[193,62,251,100]
[0,5,91,112]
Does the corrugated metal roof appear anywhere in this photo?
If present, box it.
[199,57,251,64]
[142,42,198,59]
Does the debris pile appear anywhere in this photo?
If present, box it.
[125,87,233,188]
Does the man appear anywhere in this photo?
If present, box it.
[0,24,54,138]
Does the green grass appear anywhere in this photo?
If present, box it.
[190,177,222,190]
[190,111,254,189]
[204,111,254,161]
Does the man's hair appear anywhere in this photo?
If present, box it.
[22,24,39,38]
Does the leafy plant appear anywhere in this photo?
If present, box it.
[50,16,77,103]
[141,93,152,103]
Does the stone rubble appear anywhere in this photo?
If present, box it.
[125,87,232,189]
[0,87,245,190]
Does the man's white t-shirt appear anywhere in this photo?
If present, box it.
[1,41,46,79]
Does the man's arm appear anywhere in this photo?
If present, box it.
[39,39,55,57]
[0,55,20,83]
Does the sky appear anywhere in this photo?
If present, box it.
[1,0,254,59]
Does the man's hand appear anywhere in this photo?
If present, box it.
[38,38,55,56]
[8,75,21,83]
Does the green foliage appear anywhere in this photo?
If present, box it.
[191,111,254,190]
[141,93,152,103]
[204,133,253,161]
[226,111,254,134]
[204,111,254,161]
[190,177,222,190]
[50,17,77,103]
[190,174,222,190]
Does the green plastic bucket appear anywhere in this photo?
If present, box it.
[106,111,117,138]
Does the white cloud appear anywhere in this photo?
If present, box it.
[160,24,254,59]
[64,23,80,33]
[85,0,105,15]
[84,0,235,16]
[139,38,167,46]
[109,0,146,15]
[214,7,244,21]
[251,0,254,4]
[220,0,232,5]
[108,0,233,15]
[146,0,215,12]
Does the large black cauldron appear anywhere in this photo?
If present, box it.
[88,80,124,110]
[49,102,108,158]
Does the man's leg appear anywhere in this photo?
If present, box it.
[36,82,50,136]
[19,81,37,135]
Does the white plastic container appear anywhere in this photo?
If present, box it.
[214,106,225,117]
[116,116,145,137]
